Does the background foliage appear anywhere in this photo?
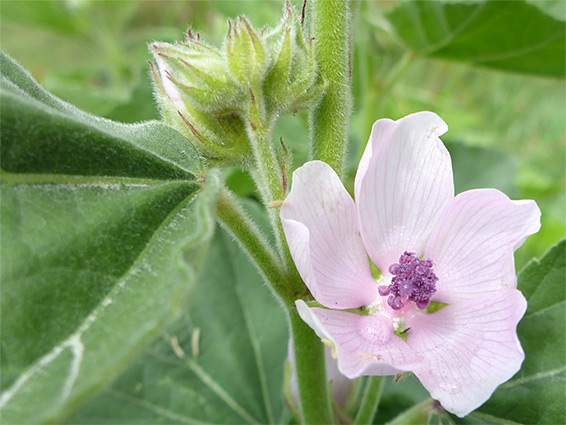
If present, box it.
[1,0,564,424]
[2,0,562,268]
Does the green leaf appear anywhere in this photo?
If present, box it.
[386,0,566,77]
[1,52,202,179]
[526,0,566,21]
[454,240,566,424]
[68,200,289,424]
[0,52,220,423]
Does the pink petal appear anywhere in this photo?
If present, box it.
[281,161,377,309]
[354,118,397,202]
[425,189,541,303]
[296,300,423,379]
[356,112,454,272]
[406,289,527,417]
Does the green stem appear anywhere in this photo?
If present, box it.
[309,0,352,177]
[290,309,335,425]
[354,376,385,425]
[216,188,293,302]
[387,399,435,425]
[247,120,305,296]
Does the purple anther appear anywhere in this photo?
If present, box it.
[378,252,438,311]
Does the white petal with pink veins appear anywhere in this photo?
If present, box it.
[356,112,454,272]
[296,300,423,379]
[425,189,541,303]
[281,161,377,309]
[406,289,527,417]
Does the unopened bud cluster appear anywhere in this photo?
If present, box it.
[150,2,325,166]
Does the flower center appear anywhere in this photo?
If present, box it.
[378,252,438,311]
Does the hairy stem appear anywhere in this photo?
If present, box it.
[247,120,304,296]
[290,310,335,425]
[216,188,294,302]
[354,376,385,425]
[309,0,352,177]
[286,1,354,423]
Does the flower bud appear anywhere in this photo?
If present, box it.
[150,40,245,114]
[262,2,326,115]
[225,16,270,87]
[148,2,326,165]
[149,42,250,166]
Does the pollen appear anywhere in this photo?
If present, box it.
[378,252,438,311]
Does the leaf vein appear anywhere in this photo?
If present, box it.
[0,191,198,410]
[474,30,565,64]
[500,366,566,389]
[524,299,565,319]
[423,3,486,54]
[225,231,275,425]
[106,390,212,425]
[186,361,261,424]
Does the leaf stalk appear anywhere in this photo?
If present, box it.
[354,376,385,425]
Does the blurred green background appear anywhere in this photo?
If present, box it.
[1,0,564,269]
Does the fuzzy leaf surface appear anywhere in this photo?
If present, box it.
[0,52,219,423]
[68,201,289,424]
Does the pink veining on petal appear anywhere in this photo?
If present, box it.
[406,289,527,417]
[356,112,454,272]
[296,300,423,379]
[283,111,541,419]
[281,161,377,309]
[425,189,541,303]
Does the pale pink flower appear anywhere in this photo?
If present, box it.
[281,112,541,417]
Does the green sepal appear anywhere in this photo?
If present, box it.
[151,43,245,114]
[287,40,318,96]
[290,73,328,112]
[426,301,448,314]
[264,28,292,103]
[149,44,251,166]
[262,3,324,115]
[226,16,270,88]
[148,3,326,167]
